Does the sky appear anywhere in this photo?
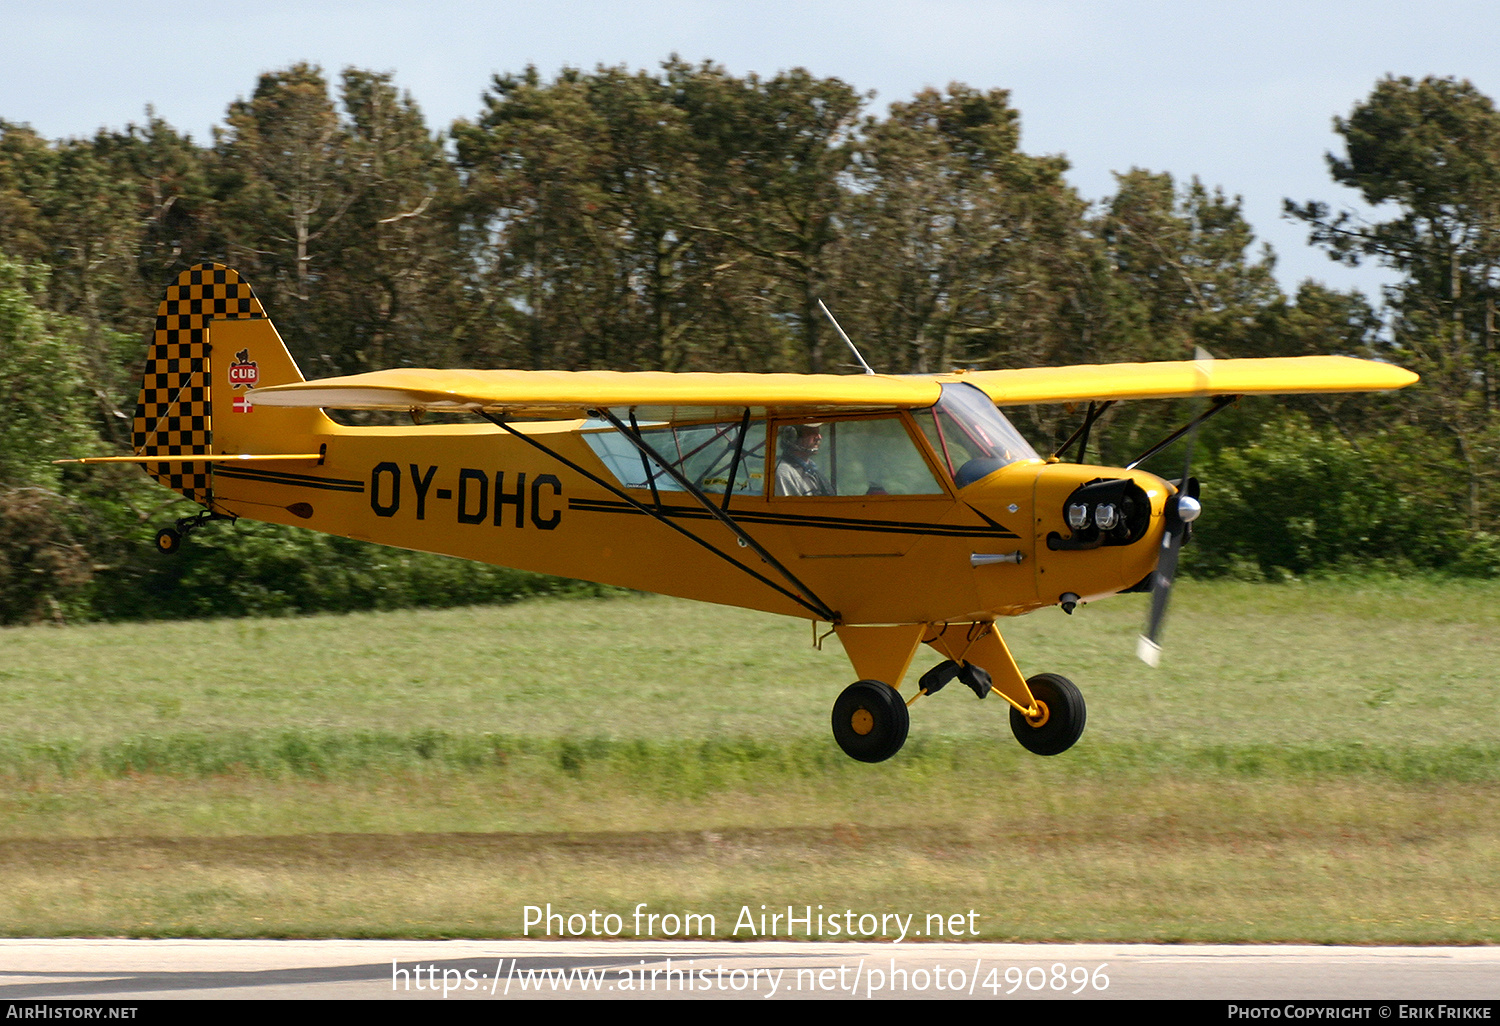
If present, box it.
[4,0,1498,300]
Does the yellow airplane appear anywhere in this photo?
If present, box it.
[69,264,1418,762]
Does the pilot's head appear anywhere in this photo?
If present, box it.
[781,423,824,456]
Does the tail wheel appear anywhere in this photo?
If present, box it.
[832,679,909,763]
[154,528,182,556]
[1010,673,1086,756]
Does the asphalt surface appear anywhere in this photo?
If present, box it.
[3,939,1498,1001]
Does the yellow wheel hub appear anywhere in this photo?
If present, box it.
[1024,699,1051,729]
[850,708,875,736]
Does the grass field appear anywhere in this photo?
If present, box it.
[0,577,1497,942]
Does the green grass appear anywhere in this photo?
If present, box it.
[2,575,1496,747]
[0,577,1496,941]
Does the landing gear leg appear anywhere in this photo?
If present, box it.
[924,622,1087,756]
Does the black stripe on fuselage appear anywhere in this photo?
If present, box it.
[565,497,1019,539]
[213,466,366,493]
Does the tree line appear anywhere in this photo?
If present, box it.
[0,62,1493,623]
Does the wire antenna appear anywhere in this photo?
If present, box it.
[818,299,875,375]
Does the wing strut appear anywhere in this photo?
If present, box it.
[1125,395,1238,470]
[1051,400,1115,463]
[477,412,838,623]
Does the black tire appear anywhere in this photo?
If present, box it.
[154,527,181,556]
[1010,673,1086,756]
[831,679,910,763]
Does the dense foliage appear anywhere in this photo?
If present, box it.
[0,64,1493,623]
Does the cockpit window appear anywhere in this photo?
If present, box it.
[774,416,944,497]
[583,418,766,496]
[914,383,1040,487]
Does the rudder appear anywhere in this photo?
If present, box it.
[130,263,307,508]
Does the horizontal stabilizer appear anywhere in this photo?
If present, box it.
[55,453,324,465]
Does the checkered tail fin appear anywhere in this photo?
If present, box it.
[130,263,306,507]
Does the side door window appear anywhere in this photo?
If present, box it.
[584,419,767,496]
[773,417,944,497]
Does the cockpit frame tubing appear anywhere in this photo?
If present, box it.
[719,408,753,513]
[628,410,662,513]
[596,406,837,622]
[478,410,836,622]
[927,406,957,477]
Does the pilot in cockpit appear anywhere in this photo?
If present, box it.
[775,423,832,497]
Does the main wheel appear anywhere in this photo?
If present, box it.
[154,527,181,555]
[831,679,910,763]
[1009,673,1086,756]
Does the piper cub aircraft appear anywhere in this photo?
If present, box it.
[72,265,1418,762]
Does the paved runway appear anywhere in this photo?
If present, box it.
[2,939,1499,1000]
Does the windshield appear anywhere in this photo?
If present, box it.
[914,383,1040,487]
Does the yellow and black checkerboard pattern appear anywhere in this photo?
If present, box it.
[130,263,266,506]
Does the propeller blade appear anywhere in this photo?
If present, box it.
[1137,523,1184,667]
[1136,634,1164,668]
[1137,349,1211,667]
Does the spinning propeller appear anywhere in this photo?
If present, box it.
[1135,349,1211,667]
[1136,475,1201,666]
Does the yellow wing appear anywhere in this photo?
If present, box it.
[956,355,1418,405]
[247,368,945,420]
[245,356,1417,418]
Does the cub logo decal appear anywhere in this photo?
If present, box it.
[228,348,259,389]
